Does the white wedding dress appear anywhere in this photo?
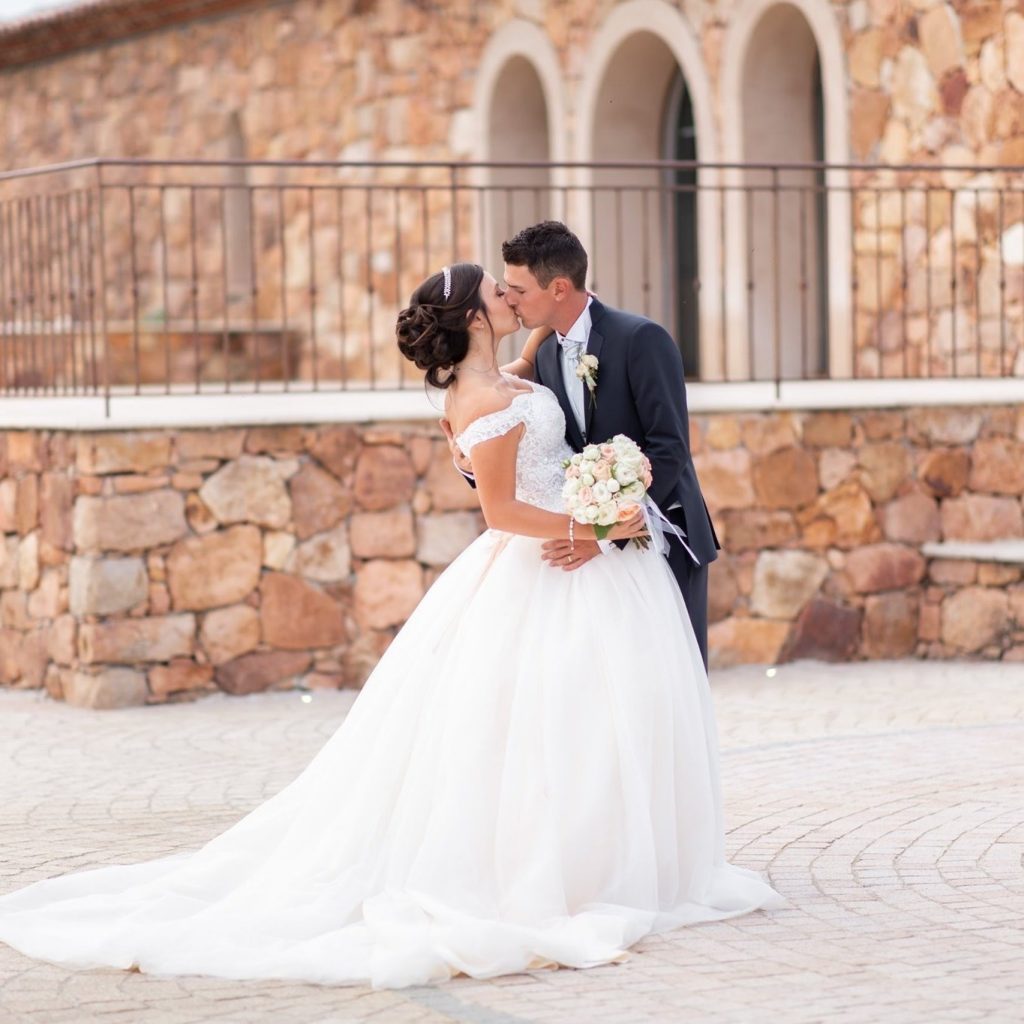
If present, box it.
[0,377,782,988]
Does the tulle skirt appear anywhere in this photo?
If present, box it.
[0,530,782,988]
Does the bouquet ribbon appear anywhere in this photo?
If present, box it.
[642,499,701,566]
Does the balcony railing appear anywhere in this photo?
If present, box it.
[0,157,1021,397]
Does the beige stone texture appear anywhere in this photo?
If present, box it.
[920,448,970,497]
[199,456,294,529]
[718,509,796,552]
[245,426,307,455]
[703,417,741,450]
[881,490,942,542]
[919,4,964,79]
[28,569,62,620]
[149,660,215,698]
[740,416,798,457]
[167,525,262,610]
[0,478,16,533]
[941,587,1010,650]
[910,408,983,445]
[79,615,196,664]
[858,442,912,503]
[289,462,352,539]
[797,481,879,549]
[416,512,482,567]
[353,445,416,511]
[818,448,858,490]
[64,668,148,709]
[968,437,1024,495]
[846,543,926,593]
[693,449,754,512]
[69,556,148,616]
[200,604,261,665]
[77,433,172,475]
[17,532,39,591]
[1006,12,1024,94]
[929,558,977,585]
[349,508,417,559]
[39,473,73,550]
[752,448,818,510]
[47,614,76,665]
[863,592,920,658]
[940,494,1023,540]
[175,429,245,461]
[288,525,352,582]
[707,617,790,668]
[73,491,188,552]
[263,530,296,569]
[260,572,346,649]
[750,550,829,620]
[310,426,361,482]
[422,442,481,512]
[215,649,312,696]
[15,474,38,536]
[354,559,423,630]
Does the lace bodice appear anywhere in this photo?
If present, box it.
[454,377,573,514]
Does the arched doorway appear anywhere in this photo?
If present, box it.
[741,4,828,379]
[590,32,702,372]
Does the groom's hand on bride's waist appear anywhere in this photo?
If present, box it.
[542,538,601,571]
[440,417,474,476]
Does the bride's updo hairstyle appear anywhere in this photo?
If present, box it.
[396,262,491,389]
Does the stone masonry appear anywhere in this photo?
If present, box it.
[2,403,1024,707]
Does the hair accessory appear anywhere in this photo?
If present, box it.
[442,266,452,301]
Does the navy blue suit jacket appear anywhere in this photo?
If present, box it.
[533,298,719,566]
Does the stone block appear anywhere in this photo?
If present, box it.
[718,509,796,552]
[797,481,879,549]
[750,550,829,619]
[73,491,188,552]
[76,432,172,474]
[69,556,148,616]
[289,462,352,539]
[288,525,351,582]
[215,649,312,695]
[260,572,346,649]
[354,445,415,511]
[881,491,941,543]
[752,447,818,509]
[64,669,148,709]
[350,508,417,559]
[79,615,196,664]
[175,429,245,461]
[941,495,1023,541]
[200,604,261,665]
[39,473,73,550]
[199,455,293,529]
[707,617,790,668]
[692,449,754,513]
[166,525,262,610]
[846,543,926,593]
[416,512,482,567]
[920,448,969,497]
[941,587,1010,651]
[423,441,481,512]
[858,442,911,503]
[781,599,862,662]
[310,425,361,481]
[968,437,1024,495]
[354,559,423,630]
[149,659,215,698]
[16,473,38,535]
[863,592,920,658]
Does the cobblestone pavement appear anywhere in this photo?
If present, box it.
[1,660,1023,1024]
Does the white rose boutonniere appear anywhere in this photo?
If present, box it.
[575,353,599,406]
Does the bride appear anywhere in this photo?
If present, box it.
[0,263,782,989]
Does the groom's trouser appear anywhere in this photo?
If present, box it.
[664,533,711,672]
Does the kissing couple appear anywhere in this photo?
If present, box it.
[0,221,782,989]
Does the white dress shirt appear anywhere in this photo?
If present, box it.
[556,297,593,440]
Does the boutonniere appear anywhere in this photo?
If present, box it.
[575,353,599,406]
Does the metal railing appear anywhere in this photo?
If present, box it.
[0,157,1022,396]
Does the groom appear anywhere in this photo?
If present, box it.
[449,221,719,667]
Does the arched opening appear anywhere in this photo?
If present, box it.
[590,33,701,373]
[484,56,551,268]
[740,4,828,379]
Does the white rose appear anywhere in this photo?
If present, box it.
[581,472,595,486]
[584,504,600,522]
[592,482,610,503]
[596,501,618,526]
[582,446,600,461]
[623,480,645,499]
[606,478,621,493]
[613,465,638,486]
[562,478,581,498]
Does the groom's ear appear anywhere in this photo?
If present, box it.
[550,276,573,302]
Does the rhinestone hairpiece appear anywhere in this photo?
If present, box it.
[442,266,452,301]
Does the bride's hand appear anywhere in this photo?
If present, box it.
[607,507,648,542]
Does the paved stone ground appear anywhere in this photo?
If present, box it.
[1,660,1023,1024]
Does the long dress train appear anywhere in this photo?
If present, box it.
[0,377,782,988]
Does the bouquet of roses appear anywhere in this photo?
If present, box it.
[561,434,654,544]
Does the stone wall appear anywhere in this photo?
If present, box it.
[2,403,1024,707]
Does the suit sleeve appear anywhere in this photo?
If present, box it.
[624,321,691,509]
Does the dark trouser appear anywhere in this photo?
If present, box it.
[664,529,711,672]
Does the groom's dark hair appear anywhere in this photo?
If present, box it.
[502,221,588,291]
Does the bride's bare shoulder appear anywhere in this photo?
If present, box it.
[448,384,526,437]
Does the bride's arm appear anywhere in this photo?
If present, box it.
[470,426,645,542]
[499,327,551,382]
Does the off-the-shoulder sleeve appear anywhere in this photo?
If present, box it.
[455,404,528,453]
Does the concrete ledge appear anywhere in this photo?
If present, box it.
[922,540,1024,565]
[0,377,1022,429]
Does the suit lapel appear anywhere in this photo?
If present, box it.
[537,333,585,451]
[583,322,604,442]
